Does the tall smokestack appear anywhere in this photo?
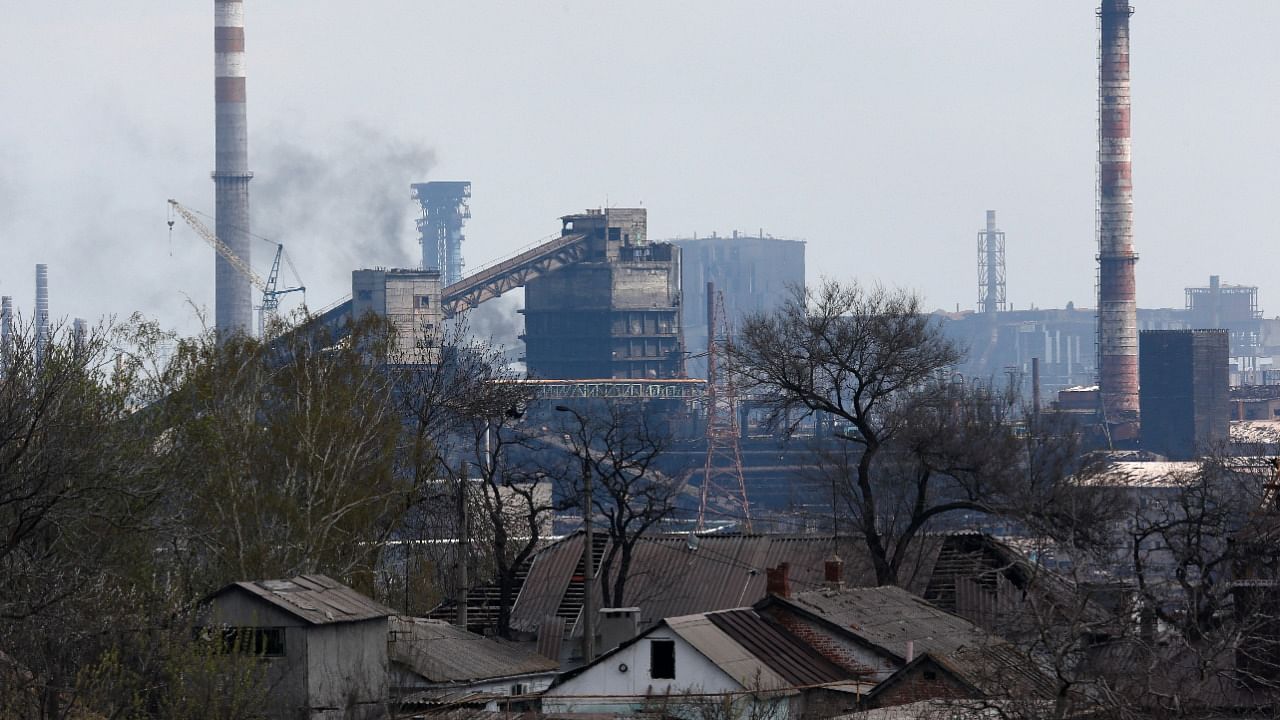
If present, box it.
[1097,0,1139,432]
[73,318,88,356]
[214,0,253,336]
[34,264,49,364]
[977,210,1006,315]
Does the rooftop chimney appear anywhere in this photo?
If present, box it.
[1097,0,1139,434]
[766,563,791,598]
[824,555,845,591]
[597,607,640,653]
[214,0,253,336]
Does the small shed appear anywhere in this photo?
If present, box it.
[202,574,395,720]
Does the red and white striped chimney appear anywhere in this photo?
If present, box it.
[1097,0,1139,434]
[213,0,253,336]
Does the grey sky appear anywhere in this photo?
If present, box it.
[2,2,1278,337]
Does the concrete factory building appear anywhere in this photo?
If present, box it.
[672,232,805,380]
[522,209,685,380]
[1140,329,1230,460]
[352,268,443,361]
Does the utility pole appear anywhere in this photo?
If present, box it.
[557,405,595,663]
[456,466,469,629]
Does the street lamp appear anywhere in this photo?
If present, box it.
[556,404,596,663]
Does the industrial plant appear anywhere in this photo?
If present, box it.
[11,1,1280,718]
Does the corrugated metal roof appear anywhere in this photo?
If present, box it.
[509,532,939,633]
[706,609,849,688]
[217,574,394,625]
[775,586,1054,698]
[389,617,558,684]
[666,613,794,693]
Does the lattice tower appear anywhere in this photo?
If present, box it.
[699,282,751,531]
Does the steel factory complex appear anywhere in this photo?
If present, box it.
[4,0,1273,483]
[15,1,1280,717]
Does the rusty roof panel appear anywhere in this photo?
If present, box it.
[706,609,848,688]
[218,574,395,626]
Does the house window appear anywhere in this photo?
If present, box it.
[650,639,676,679]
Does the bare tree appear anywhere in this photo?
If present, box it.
[394,317,548,633]
[730,281,1048,585]
[557,401,678,608]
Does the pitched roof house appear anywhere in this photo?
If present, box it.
[202,574,396,720]
[542,607,867,719]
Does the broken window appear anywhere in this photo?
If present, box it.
[650,639,675,679]
[415,295,431,308]
[198,626,286,657]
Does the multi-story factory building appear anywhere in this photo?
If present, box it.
[521,209,685,380]
[352,268,443,362]
[1139,329,1230,460]
[671,232,805,380]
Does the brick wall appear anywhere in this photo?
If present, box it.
[868,659,976,709]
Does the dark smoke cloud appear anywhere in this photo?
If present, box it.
[463,292,525,352]
[253,123,436,271]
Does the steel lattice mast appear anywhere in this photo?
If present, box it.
[699,282,751,531]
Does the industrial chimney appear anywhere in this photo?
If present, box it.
[214,0,253,336]
[73,318,88,356]
[34,264,49,364]
[1097,0,1139,434]
[977,210,1006,315]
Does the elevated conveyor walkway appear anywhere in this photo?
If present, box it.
[276,232,590,348]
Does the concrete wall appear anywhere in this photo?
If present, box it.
[305,619,388,720]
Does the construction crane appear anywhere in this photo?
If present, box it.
[167,199,305,336]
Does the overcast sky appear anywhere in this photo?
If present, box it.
[3,2,1279,337]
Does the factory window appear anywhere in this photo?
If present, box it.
[608,227,621,242]
[650,640,676,679]
[415,295,431,308]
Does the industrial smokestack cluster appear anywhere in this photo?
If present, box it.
[214,0,253,335]
[1097,0,1140,431]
